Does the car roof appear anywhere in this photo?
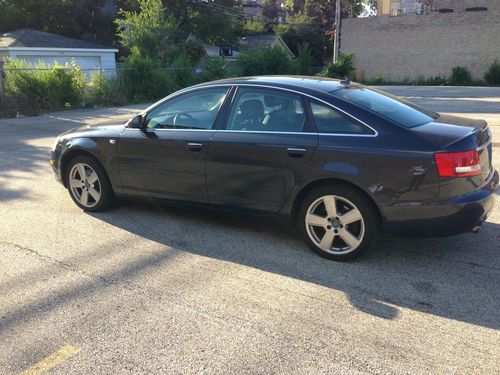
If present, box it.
[195,76,359,95]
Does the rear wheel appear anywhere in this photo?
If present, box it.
[65,155,115,212]
[298,185,379,261]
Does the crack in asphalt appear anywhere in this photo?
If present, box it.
[0,240,109,285]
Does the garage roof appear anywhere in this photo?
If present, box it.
[0,28,114,50]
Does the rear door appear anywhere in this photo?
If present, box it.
[117,86,230,202]
[206,86,318,212]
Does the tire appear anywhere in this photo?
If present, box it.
[65,155,115,212]
[297,185,379,261]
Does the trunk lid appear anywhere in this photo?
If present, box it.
[412,114,493,182]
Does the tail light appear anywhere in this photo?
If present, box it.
[434,149,481,177]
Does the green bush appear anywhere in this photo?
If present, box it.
[484,60,500,86]
[425,76,448,86]
[200,57,228,82]
[85,71,125,107]
[317,52,355,79]
[296,43,314,76]
[116,56,175,102]
[3,58,86,114]
[86,71,110,106]
[167,51,198,90]
[364,75,384,85]
[450,66,472,85]
[237,45,297,76]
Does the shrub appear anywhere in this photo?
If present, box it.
[47,62,86,108]
[167,51,198,90]
[450,66,472,85]
[76,70,129,108]
[200,57,228,82]
[117,56,175,102]
[2,58,86,114]
[365,75,384,85]
[317,52,355,79]
[86,71,111,107]
[296,43,314,76]
[484,60,500,86]
[237,45,297,76]
[425,76,448,86]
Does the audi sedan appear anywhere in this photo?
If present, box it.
[51,76,498,260]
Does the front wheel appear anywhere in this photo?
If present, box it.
[298,185,379,261]
[65,155,115,212]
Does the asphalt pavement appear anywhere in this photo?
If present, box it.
[0,87,499,374]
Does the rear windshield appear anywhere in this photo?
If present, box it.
[331,87,438,128]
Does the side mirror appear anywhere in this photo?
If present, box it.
[127,114,143,129]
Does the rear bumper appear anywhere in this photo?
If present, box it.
[386,169,498,236]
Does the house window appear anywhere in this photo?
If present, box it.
[220,46,233,57]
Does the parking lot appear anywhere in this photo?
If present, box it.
[0,87,499,374]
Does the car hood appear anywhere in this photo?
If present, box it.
[411,113,487,149]
[59,123,127,139]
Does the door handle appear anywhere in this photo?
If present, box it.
[287,147,306,158]
[187,143,203,152]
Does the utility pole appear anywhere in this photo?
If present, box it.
[333,0,341,63]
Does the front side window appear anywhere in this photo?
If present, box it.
[144,87,229,130]
[226,88,305,133]
[332,87,438,128]
[310,101,373,134]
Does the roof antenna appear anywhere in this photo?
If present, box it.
[339,79,350,87]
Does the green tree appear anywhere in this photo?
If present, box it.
[0,0,119,44]
[186,0,242,45]
[115,0,180,60]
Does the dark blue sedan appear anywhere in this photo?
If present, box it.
[51,76,498,260]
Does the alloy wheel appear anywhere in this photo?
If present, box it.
[68,163,101,208]
[305,195,365,255]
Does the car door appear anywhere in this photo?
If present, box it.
[117,86,231,202]
[206,86,318,212]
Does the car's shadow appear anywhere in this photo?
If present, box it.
[88,199,500,330]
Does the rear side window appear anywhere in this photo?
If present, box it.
[332,87,438,128]
[310,101,373,134]
[226,87,305,133]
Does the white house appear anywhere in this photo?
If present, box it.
[0,29,118,77]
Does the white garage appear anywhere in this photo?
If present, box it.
[0,28,118,78]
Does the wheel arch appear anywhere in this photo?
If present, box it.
[290,178,385,223]
[60,148,104,188]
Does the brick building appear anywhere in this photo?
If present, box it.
[341,1,500,81]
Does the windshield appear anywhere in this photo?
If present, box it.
[331,87,439,128]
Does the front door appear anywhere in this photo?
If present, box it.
[117,87,230,202]
[206,87,318,212]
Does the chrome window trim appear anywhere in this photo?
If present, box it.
[477,139,491,151]
[217,130,316,136]
[126,128,377,138]
[231,84,378,137]
[136,83,379,137]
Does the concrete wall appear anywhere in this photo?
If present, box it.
[378,1,500,16]
[341,10,500,81]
